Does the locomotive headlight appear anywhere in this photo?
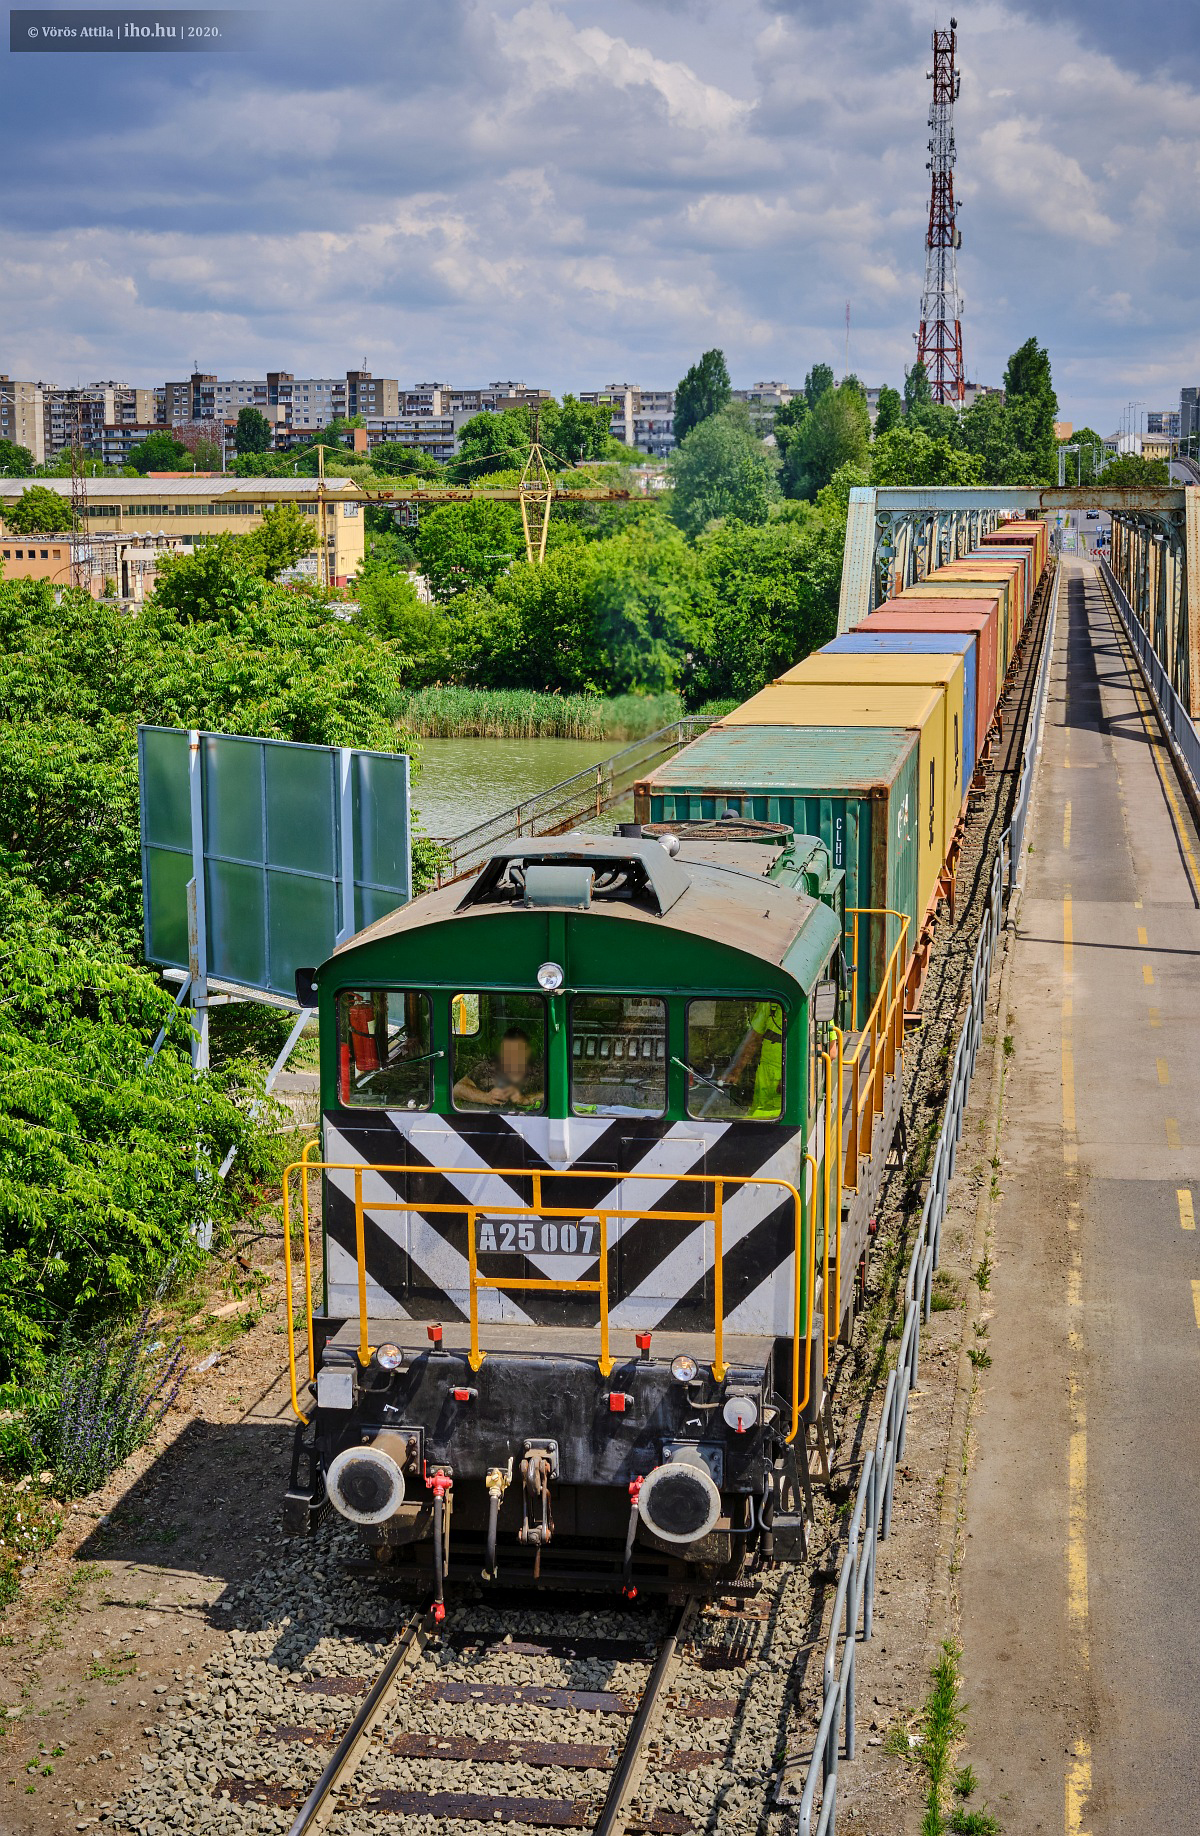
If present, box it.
[670,1354,698,1384]
[537,961,564,992]
[375,1342,404,1371]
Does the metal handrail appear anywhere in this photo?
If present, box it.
[791,558,1061,1833]
[840,915,909,1192]
[282,1156,807,1424]
[433,716,718,882]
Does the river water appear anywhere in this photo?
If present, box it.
[412,736,618,841]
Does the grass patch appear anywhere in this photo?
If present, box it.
[931,1270,960,1313]
[1002,1034,1014,1058]
[918,1641,966,1834]
[974,1252,992,1292]
[950,1811,1001,1835]
[966,1346,992,1370]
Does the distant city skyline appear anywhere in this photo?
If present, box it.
[0,0,1195,437]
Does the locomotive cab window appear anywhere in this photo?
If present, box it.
[686,998,784,1122]
[570,995,667,1117]
[337,991,435,1109]
[452,992,547,1114]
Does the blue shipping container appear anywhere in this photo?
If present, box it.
[822,631,978,782]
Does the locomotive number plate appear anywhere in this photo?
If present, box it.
[475,1217,598,1259]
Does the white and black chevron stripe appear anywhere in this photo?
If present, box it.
[321,1107,810,1336]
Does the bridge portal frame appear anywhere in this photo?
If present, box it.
[838,484,1197,718]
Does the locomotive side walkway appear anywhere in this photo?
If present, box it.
[955,555,1200,1833]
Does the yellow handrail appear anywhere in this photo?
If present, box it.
[786,1151,819,1445]
[281,1160,807,1424]
[840,915,909,1192]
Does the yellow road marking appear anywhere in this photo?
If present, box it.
[1066,1739,1092,1836]
[1063,801,1072,849]
[1167,1117,1182,1149]
[1178,1189,1195,1231]
[1063,1043,1076,1132]
[1192,1281,1200,1329]
[1064,895,1073,981]
[1143,964,1155,985]
[1158,1057,1170,1086]
[1149,1006,1162,1028]
[1138,925,1148,947]
[1067,1368,1089,1648]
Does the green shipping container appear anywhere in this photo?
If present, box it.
[634,723,918,1027]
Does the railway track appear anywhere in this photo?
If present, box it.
[280,1597,698,1835]
[120,1554,797,1836]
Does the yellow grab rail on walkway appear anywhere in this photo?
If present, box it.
[841,910,909,1192]
[281,1155,810,1429]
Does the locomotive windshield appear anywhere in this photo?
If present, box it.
[570,995,667,1117]
[685,997,784,1122]
[451,991,547,1114]
[337,990,435,1109]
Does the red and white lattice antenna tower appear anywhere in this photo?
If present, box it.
[915,16,966,405]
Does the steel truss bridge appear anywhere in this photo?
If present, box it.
[839,484,1200,717]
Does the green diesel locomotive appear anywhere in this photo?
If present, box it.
[284,825,906,1598]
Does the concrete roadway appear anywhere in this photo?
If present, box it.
[957,555,1200,1832]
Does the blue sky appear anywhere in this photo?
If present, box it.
[1,0,1196,434]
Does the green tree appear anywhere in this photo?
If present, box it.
[235,406,273,455]
[232,450,295,477]
[368,442,445,481]
[190,438,223,471]
[541,395,622,465]
[450,406,532,480]
[5,485,71,534]
[128,431,191,474]
[773,396,810,461]
[903,361,933,416]
[1003,337,1058,483]
[874,386,903,435]
[870,427,985,488]
[1099,453,1169,486]
[0,439,34,477]
[788,381,870,500]
[805,364,835,410]
[667,404,778,536]
[238,503,317,579]
[685,516,843,704]
[673,350,733,443]
[415,499,525,598]
[455,521,703,696]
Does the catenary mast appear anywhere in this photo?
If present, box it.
[915,16,966,405]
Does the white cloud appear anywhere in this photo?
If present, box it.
[0,0,1195,432]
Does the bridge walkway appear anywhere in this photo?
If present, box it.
[956,554,1200,1833]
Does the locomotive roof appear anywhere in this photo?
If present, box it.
[332,833,834,986]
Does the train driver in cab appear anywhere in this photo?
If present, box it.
[725,1001,784,1119]
[453,1025,544,1112]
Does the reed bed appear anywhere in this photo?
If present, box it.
[396,687,690,741]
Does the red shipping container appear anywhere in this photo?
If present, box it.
[859,597,1000,753]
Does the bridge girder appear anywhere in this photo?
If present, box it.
[838,484,1198,718]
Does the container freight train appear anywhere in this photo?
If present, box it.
[281,519,1049,1599]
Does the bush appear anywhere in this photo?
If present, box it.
[20,1313,186,1497]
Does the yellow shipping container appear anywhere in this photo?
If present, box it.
[776,651,968,823]
[718,681,950,919]
[901,576,1016,674]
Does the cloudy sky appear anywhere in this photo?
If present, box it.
[1,0,1196,433]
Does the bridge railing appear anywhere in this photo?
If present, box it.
[788,558,1061,1833]
[1100,553,1200,812]
[432,717,717,884]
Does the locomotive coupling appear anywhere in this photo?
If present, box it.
[636,1447,722,1546]
[325,1429,409,1525]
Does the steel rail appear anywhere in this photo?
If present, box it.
[592,1599,697,1836]
[285,1610,432,1836]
